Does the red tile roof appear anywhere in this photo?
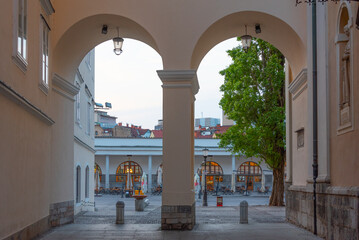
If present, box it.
[152,130,163,138]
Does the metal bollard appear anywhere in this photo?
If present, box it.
[116,201,125,224]
[240,200,248,224]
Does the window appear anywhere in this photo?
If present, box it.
[200,161,223,175]
[116,161,143,182]
[85,166,89,199]
[75,84,81,123]
[86,102,91,135]
[296,128,304,149]
[41,16,50,86]
[17,0,27,59]
[13,0,28,71]
[76,166,81,203]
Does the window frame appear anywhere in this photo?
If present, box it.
[39,15,50,94]
[12,0,28,72]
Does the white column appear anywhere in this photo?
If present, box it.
[105,155,110,189]
[157,70,198,206]
[232,155,236,172]
[148,155,152,190]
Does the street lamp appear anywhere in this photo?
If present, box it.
[202,148,209,207]
[241,25,252,52]
[113,27,124,55]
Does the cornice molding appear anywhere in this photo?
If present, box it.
[157,70,199,95]
[0,80,54,125]
[39,0,55,16]
[52,73,80,99]
[288,68,307,96]
[74,136,96,153]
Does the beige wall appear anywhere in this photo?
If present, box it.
[328,2,359,187]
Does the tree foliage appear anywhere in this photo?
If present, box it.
[219,38,286,206]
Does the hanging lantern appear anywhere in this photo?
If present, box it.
[241,25,252,52]
[113,27,124,55]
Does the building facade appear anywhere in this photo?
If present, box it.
[94,138,273,193]
[0,0,358,239]
[195,117,221,128]
[73,50,96,214]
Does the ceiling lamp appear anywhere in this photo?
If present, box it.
[113,27,124,55]
[241,25,252,52]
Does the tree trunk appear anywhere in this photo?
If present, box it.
[269,162,285,206]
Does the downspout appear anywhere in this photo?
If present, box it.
[312,0,319,236]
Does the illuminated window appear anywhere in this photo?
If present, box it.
[200,161,223,175]
[238,161,262,175]
[116,161,142,182]
[94,163,102,182]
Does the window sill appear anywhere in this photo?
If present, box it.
[337,122,354,135]
[39,81,49,95]
[12,54,28,73]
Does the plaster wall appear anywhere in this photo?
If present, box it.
[328,2,359,187]
[74,141,95,215]
[291,86,309,186]
[0,94,51,239]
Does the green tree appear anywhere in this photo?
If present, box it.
[219,38,285,206]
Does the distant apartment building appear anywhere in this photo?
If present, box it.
[195,117,220,128]
[94,110,117,129]
[154,119,163,130]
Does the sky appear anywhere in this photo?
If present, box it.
[94,38,239,130]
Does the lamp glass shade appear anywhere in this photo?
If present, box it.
[113,37,124,55]
[202,148,209,157]
[241,35,252,52]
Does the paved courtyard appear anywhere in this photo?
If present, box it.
[39,195,322,240]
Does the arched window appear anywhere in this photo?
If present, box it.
[200,161,223,175]
[85,166,89,198]
[116,161,143,183]
[199,161,224,187]
[94,163,102,182]
[76,166,81,203]
[237,161,262,185]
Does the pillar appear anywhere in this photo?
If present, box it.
[105,155,110,189]
[157,70,198,230]
[148,155,152,190]
[232,155,236,172]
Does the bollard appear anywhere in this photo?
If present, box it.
[116,201,125,224]
[240,200,248,224]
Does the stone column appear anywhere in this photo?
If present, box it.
[232,155,236,172]
[105,155,110,189]
[157,70,198,230]
[148,155,152,190]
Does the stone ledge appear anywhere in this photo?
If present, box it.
[161,203,195,230]
[288,184,359,197]
[3,216,50,240]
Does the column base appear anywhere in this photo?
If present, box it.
[161,203,195,230]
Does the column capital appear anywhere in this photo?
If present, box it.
[157,70,199,95]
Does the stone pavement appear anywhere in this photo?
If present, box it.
[38,195,323,240]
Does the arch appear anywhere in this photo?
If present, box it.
[337,2,353,34]
[237,161,262,176]
[191,11,306,77]
[116,161,143,184]
[76,165,81,203]
[85,166,89,198]
[200,161,223,175]
[336,2,355,132]
[237,161,262,190]
[52,14,161,82]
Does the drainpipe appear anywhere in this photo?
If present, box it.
[312,1,319,236]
